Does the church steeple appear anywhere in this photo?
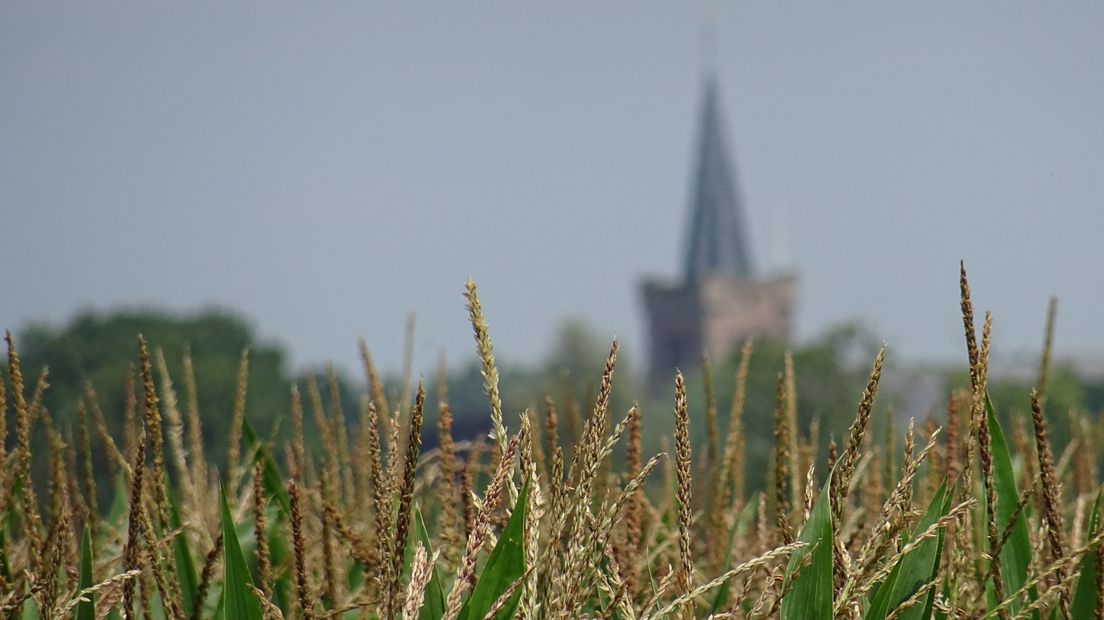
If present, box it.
[640,57,796,390]
[640,75,797,388]
[682,77,753,282]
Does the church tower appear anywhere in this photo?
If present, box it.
[640,77,797,387]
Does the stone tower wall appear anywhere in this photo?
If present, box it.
[641,279,702,388]
[641,273,796,387]
[700,273,797,362]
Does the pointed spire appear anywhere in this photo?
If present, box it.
[682,77,753,282]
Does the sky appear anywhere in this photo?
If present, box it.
[3,3,1103,378]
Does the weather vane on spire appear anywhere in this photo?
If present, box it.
[699,0,718,76]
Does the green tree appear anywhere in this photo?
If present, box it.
[10,308,291,484]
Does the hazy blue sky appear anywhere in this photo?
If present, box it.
[3,3,1102,377]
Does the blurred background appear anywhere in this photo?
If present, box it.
[3,3,1103,488]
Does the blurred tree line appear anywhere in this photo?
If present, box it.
[5,309,290,503]
[5,308,1104,503]
[676,322,886,495]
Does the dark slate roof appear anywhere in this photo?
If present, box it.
[682,77,753,282]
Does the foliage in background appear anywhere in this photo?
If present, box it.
[9,309,289,493]
[681,321,884,496]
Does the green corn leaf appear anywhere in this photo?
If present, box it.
[710,492,760,614]
[892,480,953,620]
[866,480,952,620]
[414,508,446,620]
[458,479,529,620]
[985,395,1036,618]
[594,585,612,618]
[242,419,292,516]
[167,486,198,618]
[76,526,95,620]
[781,474,833,620]
[1071,492,1102,617]
[867,547,906,620]
[219,483,264,620]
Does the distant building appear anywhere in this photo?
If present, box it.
[640,77,797,387]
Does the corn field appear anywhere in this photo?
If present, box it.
[1,266,1102,619]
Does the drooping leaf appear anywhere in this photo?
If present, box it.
[219,483,264,620]
[415,508,446,620]
[76,526,95,620]
[1071,492,1103,617]
[781,474,833,620]
[458,479,529,620]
